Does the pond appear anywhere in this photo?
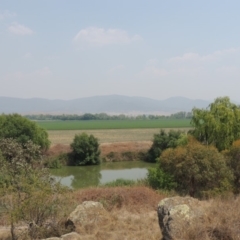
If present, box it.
[51,161,155,189]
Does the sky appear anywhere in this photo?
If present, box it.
[0,1,240,101]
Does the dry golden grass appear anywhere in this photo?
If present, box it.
[48,128,190,145]
[69,191,240,240]
[75,209,161,240]
[0,228,10,240]
[69,186,166,240]
[167,195,240,240]
[0,187,165,240]
[72,186,165,212]
[1,186,240,239]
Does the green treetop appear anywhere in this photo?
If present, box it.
[0,114,50,150]
[191,96,240,151]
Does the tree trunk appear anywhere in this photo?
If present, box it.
[11,221,17,240]
[189,175,195,197]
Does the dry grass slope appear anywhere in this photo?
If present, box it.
[1,187,240,239]
[70,186,166,240]
[0,186,165,240]
[177,196,240,240]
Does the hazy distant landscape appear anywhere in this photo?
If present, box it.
[1,1,240,239]
[0,95,210,115]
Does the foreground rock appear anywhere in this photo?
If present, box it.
[157,196,208,240]
[65,201,110,230]
[42,201,110,240]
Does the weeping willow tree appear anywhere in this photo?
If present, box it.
[191,96,240,151]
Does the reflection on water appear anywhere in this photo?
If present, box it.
[51,161,155,189]
[100,169,148,184]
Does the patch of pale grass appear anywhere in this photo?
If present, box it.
[48,128,190,145]
[75,209,161,240]
[0,227,11,240]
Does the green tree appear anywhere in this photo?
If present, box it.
[0,138,68,240]
[147,129,187,162]
[191,96,240,151]
[0,114,50,150]
[159,139,233,197]
[70,133,101,165]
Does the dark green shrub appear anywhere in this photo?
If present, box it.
[147,129,186,162]
[147,167,176,190]
[0,114,50,150]
[70,133,101,165]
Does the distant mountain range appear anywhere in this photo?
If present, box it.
[0,95,211,115]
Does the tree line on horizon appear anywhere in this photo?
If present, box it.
[25,111,192,121]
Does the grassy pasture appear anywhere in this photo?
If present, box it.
[47,128,191,145]
[39,119,192,145]
[37,119,191,130]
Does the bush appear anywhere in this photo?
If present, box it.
[147,129,186,162]
[147,167,176,190]
[70,133,101,165]
[0,114,50,150]
[159,140,233,197]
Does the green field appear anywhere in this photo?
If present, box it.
[36,119,191,130]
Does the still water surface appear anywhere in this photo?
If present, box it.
[51,161,155,189]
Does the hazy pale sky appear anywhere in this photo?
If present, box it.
[1,1,240,101]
